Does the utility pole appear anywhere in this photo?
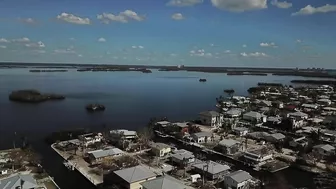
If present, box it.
[13,132,16,149]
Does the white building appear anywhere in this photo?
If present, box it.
[225,109,243,118]
[243,111,266,123]
[191,132,213,143]
[287,111,308,120]
[149,142,171,157]
[199,111,223,127]
[244,148,273,165]
[313,144,335,157]
[79,133,103,147]
[224,170,252,189]
[110,129,137,140]
[233,127,249,136]
[317,99,332,106]
[301,104,319,110]
[171,149,195,166]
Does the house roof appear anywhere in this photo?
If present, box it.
[110,129,137,136]
[225,170,252,183]
[150,142,171,150]
[288,111,308,118]
[233,127,248,132]
[113,165,157,184]
[0,174,38,189]
[267,116,282,122]
[219,139,239,147]
[260,100,272,106]
[191,132,212,138]
[313,144,335,152]
[302,104,318,109]
[243,111,263,119]
[226,109,242,116]
[270,133,286,140]
[88,148,124,159]
[173,122,189,128]
[171,149,194,161]
[140,175,194,189]
[199,111,220,117]
[192,161,230,175]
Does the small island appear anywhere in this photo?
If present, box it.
[9,90,65,103]
[86,104,106,112]
[199,78,207,82]
[29,69,68,73]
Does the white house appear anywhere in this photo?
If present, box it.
[199,111,223,127]
[243,111,266,123]
[110,129,137,140]
[171,149,195,166]
[0,168,8,175]
[224,170,252,189]
[150,142,171,157]
[301,104,319,110]
[244,148,273,165]
[79,133,103,147]
[87,148,124,164]
[191,132,213,143]
[225,109,243,118]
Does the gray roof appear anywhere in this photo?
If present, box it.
[171,149,194,161]
[0,174,38,189]
[191,132,212,138]
[88,148,123,159]
[225,170,252,183]
[219,139,239,147]
[173,122,189,128]
[226,109,242,116]
[192,161,230,175]
[199,111,220,117]
[267,117,282,122]
[150,142,171,150]
[233,127,248,132]
[110,129,137,136]
[114,165,157,183]
[313,144,335,152]
[260,100,272,106]
[288,111,308,118]
[141,175,194,189]
[243,111,263,119]
[270,133,286,140]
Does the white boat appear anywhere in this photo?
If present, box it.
[63,160,75,171]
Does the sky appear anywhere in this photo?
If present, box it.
[0,0,335,68]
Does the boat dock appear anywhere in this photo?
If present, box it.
[51,143,103,186]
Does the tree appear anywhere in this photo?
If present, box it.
[137,127,153,151]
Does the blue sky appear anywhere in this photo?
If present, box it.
[0,0,335,68]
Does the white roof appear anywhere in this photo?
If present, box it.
[219,139,239,147]
[88,148,123,159]
[114,165,157,184]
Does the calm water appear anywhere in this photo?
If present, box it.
[0,69,318,189]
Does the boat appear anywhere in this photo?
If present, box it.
[63,160,75,171]
[199,78,207,82]
[86,104,106,112]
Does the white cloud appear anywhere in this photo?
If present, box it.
[190,49,212,57]
[292,4,336,16]
[0,45,6,49]
[69,38,75,41]
[57,13,90,25]
[211,0,267,12]
[0,38,10,43]
[167,0,203,7]
[171,13,184,20]
[170,53,178,57]
[260,42,277,48]
[12,37,30,43]
[210,43,214,47]
[33,50,46,54]
[19,18,36,24]
[138,45,144,49]
[271,0,292,9]
[98,37,106,42]
[296,39,302,43]
[54,46,75,54]
[26,41,45,48]
[78,54,83,57]
[224,50,231,53]
[242,44,247,48]
[132,45,144,49]
[240,52,268,57]
[97,10,145,24]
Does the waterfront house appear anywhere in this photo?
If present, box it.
[243,111,266,123]
[313,144,335,157]
[265,133,286,143]
[199,111,223,127]
[225,108,243,118]
[107,165,157,189]
[172,122,189,135]
[218,139,241,155]
[191,131,213,143]
[223,170,252,189]
[171,149,195,166]
[317,99,332,106]
[87,148,124,164]
[233,127,249,136]
[149,142,171,157]
[244,148,273,165]
[56,139,80,151]
[192,161,230,180]
[0,173,38,189]
[110,129,138,141]
[79,133,103,147]
[141,175,194,189]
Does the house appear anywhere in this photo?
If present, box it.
[0,167,8,175]
[150,142,171,157]
[141,175,194,189]
[108,165,157,189]
[260,100,272,107]
[171,149,195,166]
[243,111,266,123]
[199,111,223,127]
[87,148,124,164]
[265,133,286,143]
[191,132,213,143]
[301,104,319,110]
[172,122,189,134]
[287,111,308,120]
[317,99,332,106]
[289,136,309,148]
[0,174,38,189]
[313,144,335,157]
[218,139,241,155]
[266,116,282,125]
[110,129,138,141]
[244,148,273,165]
[56,139,81,151]
[224,170,252,189]
[233,127,249,136]
[225,109,243,118]
[192,161,230,180]
[79,133,103,147]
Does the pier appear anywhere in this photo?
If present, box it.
[51,144,103,186]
